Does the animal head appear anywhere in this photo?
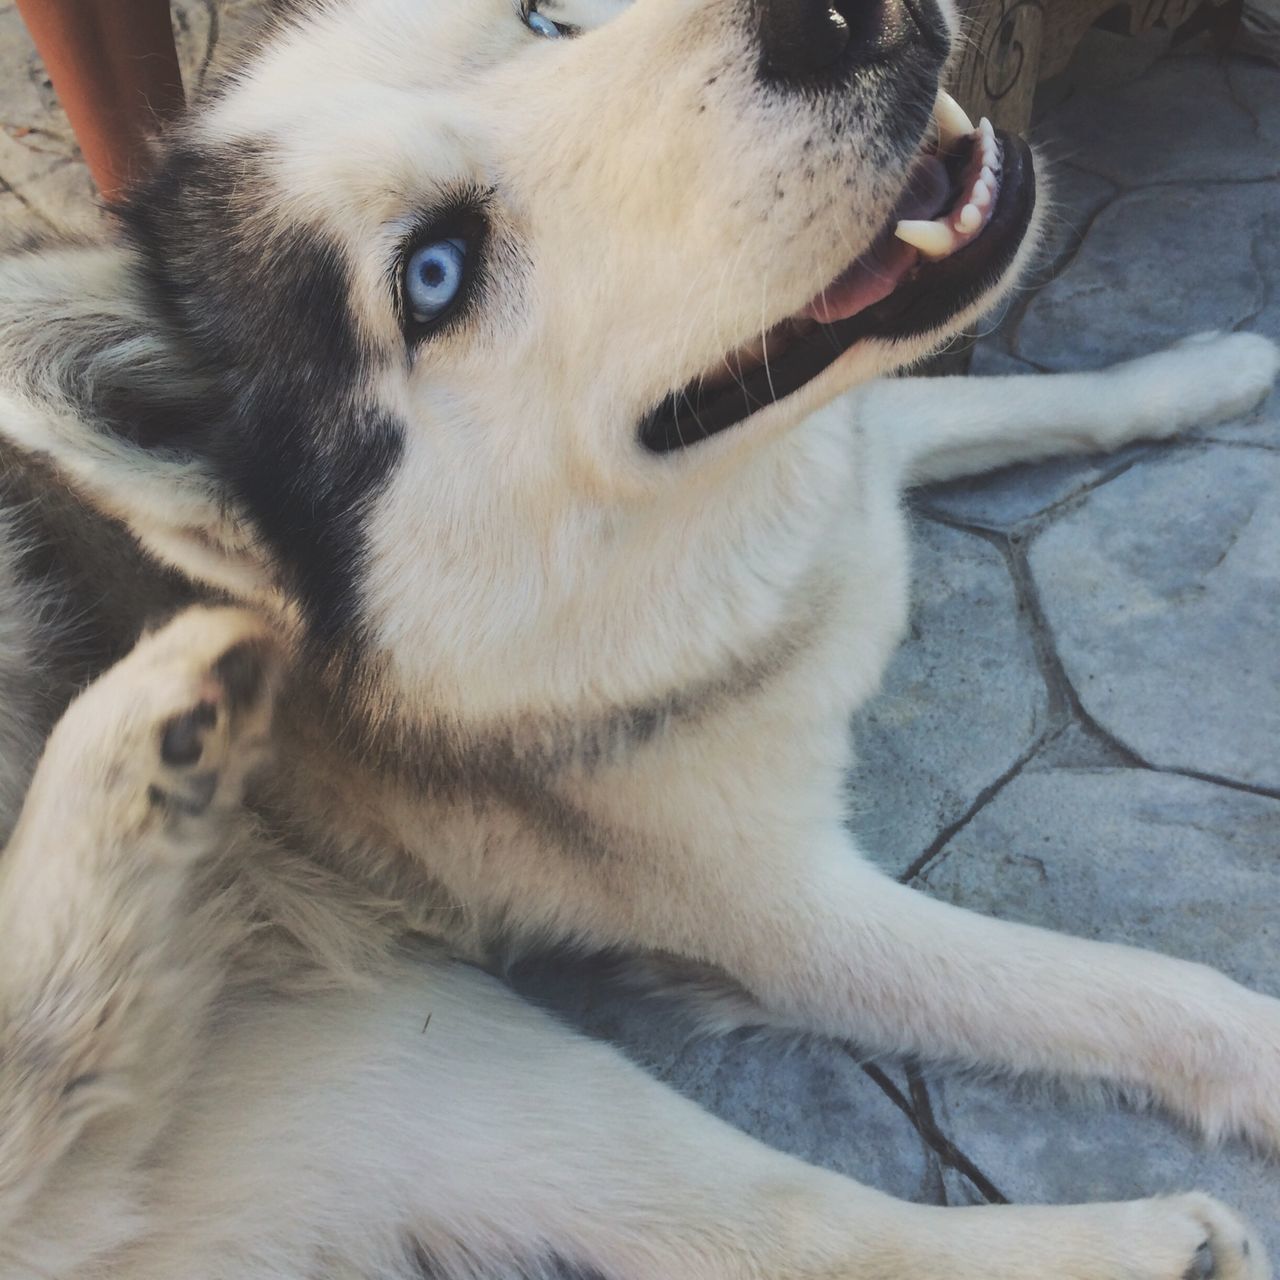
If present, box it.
[0,0,1037,734]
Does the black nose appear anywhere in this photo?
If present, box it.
[756,0,890,80]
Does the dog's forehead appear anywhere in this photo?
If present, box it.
[205,0,520,144]
[190,1,538,240]
[187,0,642,276]
[213,0,629,130]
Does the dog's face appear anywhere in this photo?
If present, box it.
[2,0,1037,733]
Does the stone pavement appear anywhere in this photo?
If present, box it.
[1,0,1277,1257]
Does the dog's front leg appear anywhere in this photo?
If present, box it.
[0,608,278,1275]
[611,826,1280,1156]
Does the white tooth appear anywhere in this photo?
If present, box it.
[973,180,990,208]
[895,218,956,258]
[933,90,975,149]
[979,117,997,165]
[957,202,982,234]
[980,165,995,187]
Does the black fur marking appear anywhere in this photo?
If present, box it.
[324,573,830,804]
[408,1239,610,1280]
[280,578,831,881]
[120,142,404,641]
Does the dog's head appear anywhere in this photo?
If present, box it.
[0,0,1037,732]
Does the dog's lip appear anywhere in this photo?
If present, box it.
[638,118,1037,456]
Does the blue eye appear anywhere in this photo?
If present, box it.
[524,5,568,37]
[527,11,562,37]
[404,238,467,324]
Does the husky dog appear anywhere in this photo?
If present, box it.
[0,0,1277,1276]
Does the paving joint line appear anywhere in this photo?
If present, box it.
[1147,764,1280,803]
[860,1061,1010,1204]
[898,728,1059,884]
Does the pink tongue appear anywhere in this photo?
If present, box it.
[802,234,918,325]
[800,154,950,326]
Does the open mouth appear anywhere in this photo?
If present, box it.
[639,93,1037,454]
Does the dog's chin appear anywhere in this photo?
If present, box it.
[639,110,1037,455]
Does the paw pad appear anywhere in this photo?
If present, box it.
[147,633,276,821]
[160,701,218,767]
[214,641,270,714]
[1184,1241,1216,1280]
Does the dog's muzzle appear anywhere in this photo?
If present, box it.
[639,92,1037,454]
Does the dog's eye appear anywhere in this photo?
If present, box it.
[523,3,570,38]
[404,238,467,325]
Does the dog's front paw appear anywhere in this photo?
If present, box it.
[859,1190,1268,1280]
[149,626,277,824]
[1130,1194,1269,1280]
[41,607,281,854]
[1107,332,1278,445]
[989,1193,1265,1280]
[1168,331,1278,422]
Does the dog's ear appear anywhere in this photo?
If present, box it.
[0,242,274,601]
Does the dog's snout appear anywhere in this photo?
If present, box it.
[755,0,947,82]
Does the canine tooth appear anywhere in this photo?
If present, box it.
[978,117,998,166]
[933,90,975,148]
[957,202,982,234]
[895,218,955,257]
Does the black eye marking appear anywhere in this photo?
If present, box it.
[122,142,407,643]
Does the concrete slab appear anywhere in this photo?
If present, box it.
[850,518,1049,875]
[1030,447,1280,791]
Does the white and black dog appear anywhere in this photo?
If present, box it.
[0,1,1277,1276]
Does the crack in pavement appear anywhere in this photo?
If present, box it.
[917,442,1155,537]
[898,728,1058,884]
[999,530,1081,725]
[1136,761,1280,804]
[906,1067,1009,1204]
[886,517,1082,882]
[1011,531,1278,798]
[860,1060,1010,1204]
